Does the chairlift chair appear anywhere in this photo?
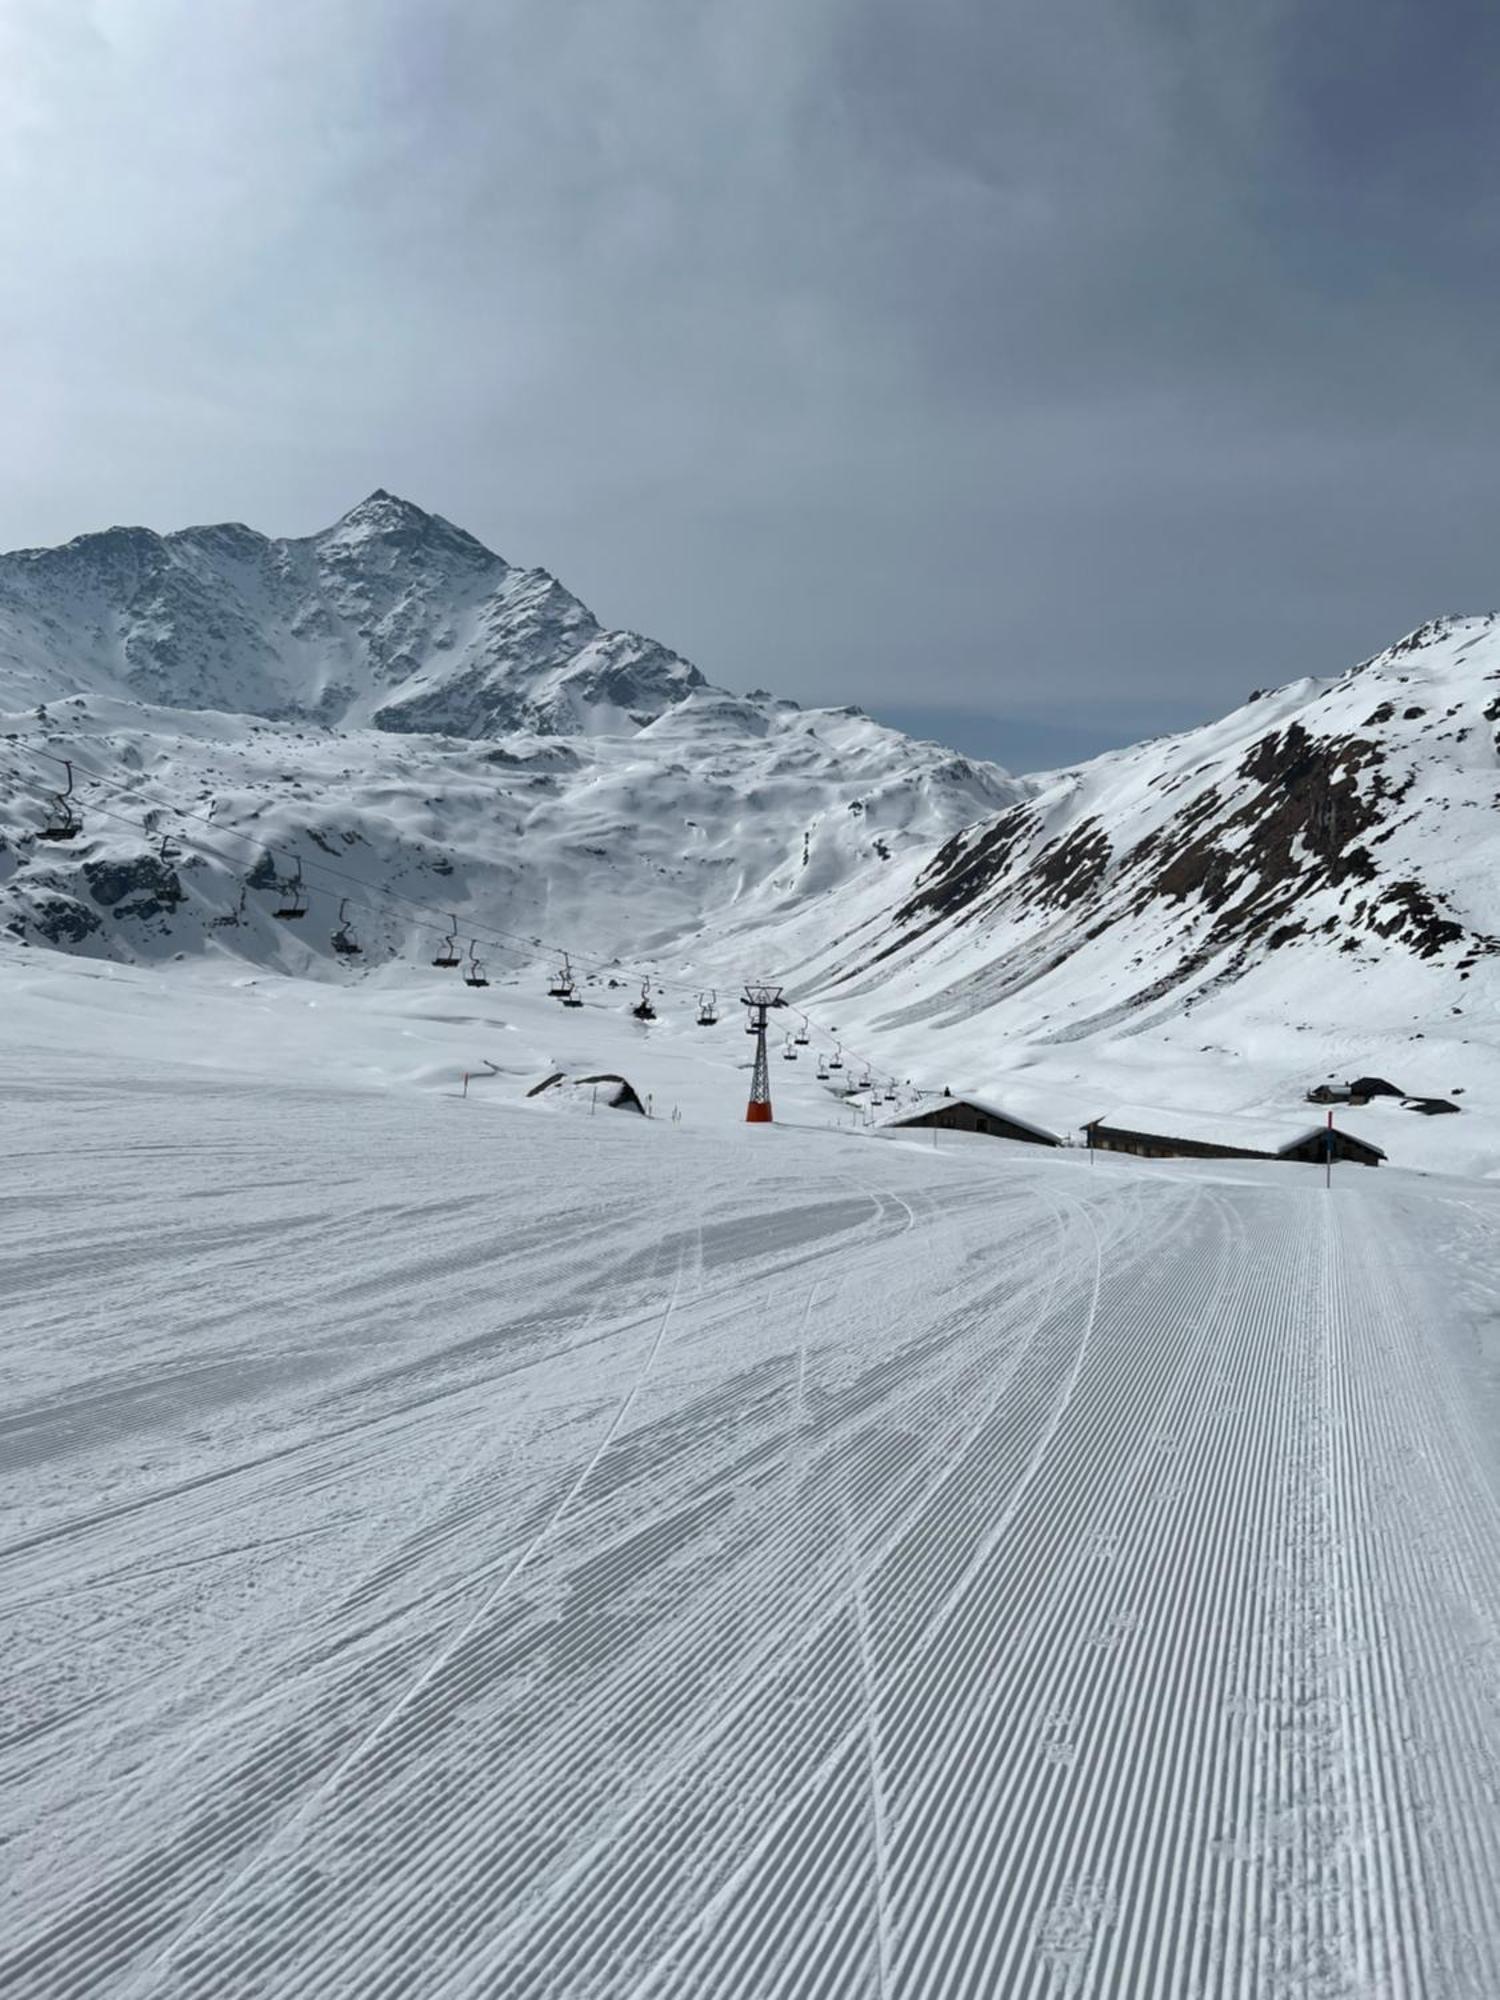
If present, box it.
[860,1069,873,1091]
[548,953,575,1000]
[464,943,490,989]
[632,979,657,1023]
[817,1056,830,1081]
[696,990,719,1027]
[331,897,361,956]
[829,1046,844,1071]
[273,858,308,920]
[213,884,248,928]
[782,1038,797,1061]
[37,760,82,842]
[159,830,181,864]
[433,916,461,968]
[794,1016,811,1047]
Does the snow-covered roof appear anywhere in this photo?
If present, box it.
[1089,1104,1386,1158]
[1087,1105,1289,1154]
[890,1095,1061,1145]
[1277,1126,1387,1159]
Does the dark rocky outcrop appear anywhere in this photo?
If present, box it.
[82,856,185,922]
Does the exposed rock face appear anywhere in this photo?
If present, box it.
[861,612,1500,1027]
[83,856,184,920]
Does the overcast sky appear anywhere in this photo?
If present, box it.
[2,1,1496,765]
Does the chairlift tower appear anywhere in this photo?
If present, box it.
[742,982,786,1123]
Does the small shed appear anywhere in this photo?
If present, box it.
[527,1070,646,1115]
[1276,1126,1386,1167]
[886,1094,1061,1147]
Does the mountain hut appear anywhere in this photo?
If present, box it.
[1081,1113,1270,1162]
[885,1095,1061,1147]
[1276,1127,1386,1167]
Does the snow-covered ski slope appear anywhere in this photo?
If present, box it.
[6,960,1500,1996]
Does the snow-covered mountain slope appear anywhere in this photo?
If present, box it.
[0,490,710,737]
[767,614,1500,1170]
[0,494,1016,973]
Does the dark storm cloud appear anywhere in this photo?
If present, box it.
[1,0,1495,763]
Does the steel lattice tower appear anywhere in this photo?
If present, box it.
[742,982,785,1123]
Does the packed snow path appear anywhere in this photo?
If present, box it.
[5,1068,1500,1996]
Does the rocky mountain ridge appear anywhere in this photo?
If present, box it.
[750,610,1500,1160]
[0,490,706,738]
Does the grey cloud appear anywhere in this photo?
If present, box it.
[0,0,1495,763]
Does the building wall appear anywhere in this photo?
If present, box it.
[1085,1127,1268,1162]
[900,1103,1055,1146]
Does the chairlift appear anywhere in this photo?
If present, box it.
[829,1046,844,1071]
[331,897,361,956]
[794,1015,810,1047]
[632,979,657,1022]
[860,1068,873,1091]
[464,942,490,989]
[696,989,719,1027]
[213,884,248,928]
[433,915,461,968]
[273,857,308,920]
[817,1056,830,1081]
[548,953,575,1000]
[37,759,82,842]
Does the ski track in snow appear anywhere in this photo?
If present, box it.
[5,1072,1500,1996]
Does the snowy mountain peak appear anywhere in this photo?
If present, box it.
[0,496,718,736]
[317,489,494,562]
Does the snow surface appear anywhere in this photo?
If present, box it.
[6,955,1500,1996]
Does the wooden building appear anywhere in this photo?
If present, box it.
[1276,1126,1386,1167]
[1307,1076,1401,1107]
[886,1095,1060,1147]
[1083,1105,1386,1167]
[1082,1115,1269,1163]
